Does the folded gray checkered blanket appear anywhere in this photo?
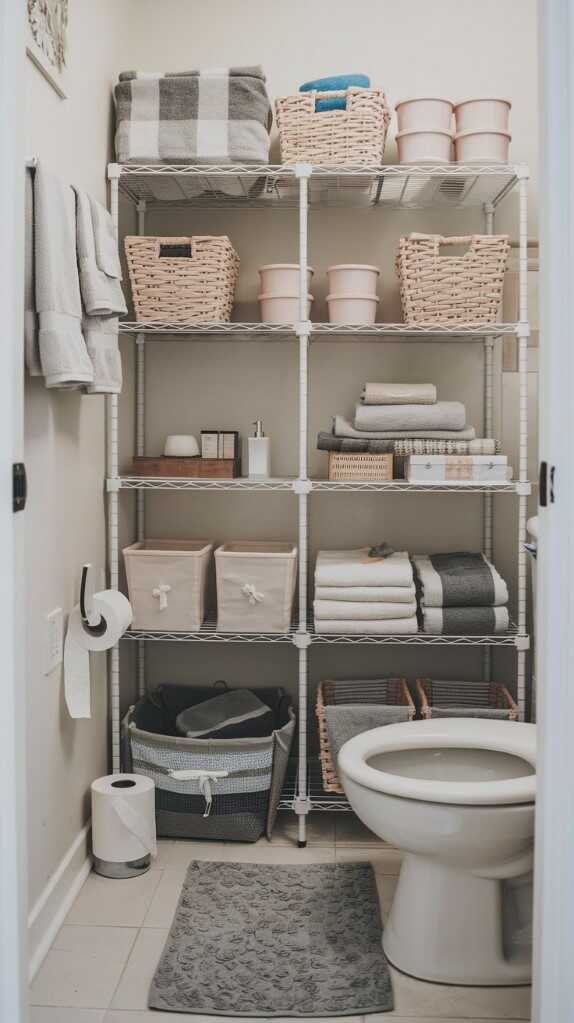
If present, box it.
[115,66,272,164]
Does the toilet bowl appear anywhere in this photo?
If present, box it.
[338,718,535,986]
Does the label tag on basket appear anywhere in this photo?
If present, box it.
[159,243,192,258]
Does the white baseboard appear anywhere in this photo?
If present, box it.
[28,821,92,981]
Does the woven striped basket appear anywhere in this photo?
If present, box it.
[317,678,415,794]
[275,88,391,165]
[124,235,240,323]
[397,233,510,326]
[416,678,518,720]
[328,452,393,481]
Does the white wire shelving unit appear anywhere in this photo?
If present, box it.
[107,161,531,840]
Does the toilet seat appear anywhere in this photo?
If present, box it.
[338,718,536,806]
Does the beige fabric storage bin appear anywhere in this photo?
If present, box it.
[215,542,298,633]
[123,540,213,632]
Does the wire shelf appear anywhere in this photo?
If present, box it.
[279,759,352,813]
[117,476,296,492]
[311,479,522,494]
[309,615,524,647]
[114,163,522,210]
[124,613,295,644]
[119,320,519,342]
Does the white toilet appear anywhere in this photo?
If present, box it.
[338,718,536,986]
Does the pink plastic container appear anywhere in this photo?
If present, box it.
[326,293,379,324]
[258,293,313,323]
[258,263,314,293]
[395,97,453,132]
[455,129,511,164]
[327,264,380,296]
[454,98,511,133]
[396,129,453,165]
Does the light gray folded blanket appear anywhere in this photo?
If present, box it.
[325,704,412,764]
[362,382,437,405]
[74,188,126,316]
[34,164,93,389]
[354,401,466,433]
[315,584,417,602]
[422,606,509,635]
[413,552,509,607]
[429,706,512,719]
[314,599,418,620]
[334,415,477,441]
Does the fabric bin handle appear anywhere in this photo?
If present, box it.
[168,768,230,818]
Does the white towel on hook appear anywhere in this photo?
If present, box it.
[74,188,127,316]
[89,194,124,281]
[33,163,93,389]
[83,316,122,395]
[24,168,41,376]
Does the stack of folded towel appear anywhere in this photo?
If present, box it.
[413,552,509,635]
[314,548,418,635]
[299,74,370,111]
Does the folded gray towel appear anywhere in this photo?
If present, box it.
[414,552,508,607]
[429,706,512,719]
[422,606,509,635]
[362,382,437,405]
[354,401,466,433]
[317,432,394,453]
[176,689,273,739]
[334,415,477,441]
[325,704,411,764]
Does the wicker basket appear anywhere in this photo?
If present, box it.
[416,678,518,720]
[397,233,510,326]
[328,452,393,481]
[317,678,415,794]
[275,88,391,165]
[124,235,240,323]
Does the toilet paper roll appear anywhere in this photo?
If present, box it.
[91,774,156,865]
[64,590,133,719]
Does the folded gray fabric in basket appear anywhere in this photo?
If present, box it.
[115,66,272,164]
[325,705,411,763]
[429,706,512,719]
[176,689,273,739]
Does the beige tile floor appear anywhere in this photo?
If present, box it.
[30,813,531,1023]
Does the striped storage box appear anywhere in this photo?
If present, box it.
[122,683,295,842]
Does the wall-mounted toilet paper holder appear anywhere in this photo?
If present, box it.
[80,564,107,636]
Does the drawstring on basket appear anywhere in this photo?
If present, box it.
[152,583,171,611]
[241,582,264,605]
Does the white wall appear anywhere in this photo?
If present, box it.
[24,0,133,915]
[116,0,538,713]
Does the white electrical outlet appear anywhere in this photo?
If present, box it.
[44,608,64,676]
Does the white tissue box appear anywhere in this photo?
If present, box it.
[406,455,510,483]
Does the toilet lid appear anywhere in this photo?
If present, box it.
[338,718,536,806]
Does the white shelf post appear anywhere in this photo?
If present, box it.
[136,199,146,699]
[107,165,121,772]
[482,201,495,683]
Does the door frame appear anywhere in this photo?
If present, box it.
[533,0,574,1018]
[0,0,28,1018]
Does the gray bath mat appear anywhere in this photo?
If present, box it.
[149,860,394,1016]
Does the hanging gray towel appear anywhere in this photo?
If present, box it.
[33,163,93,389]
[82,316,122,395]
[325,705,411,763]
[74,188,126,316]
[24,168,41,377]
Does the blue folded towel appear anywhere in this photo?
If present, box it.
[299,74,370,112]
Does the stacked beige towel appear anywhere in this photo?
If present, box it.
[314,548,417,635]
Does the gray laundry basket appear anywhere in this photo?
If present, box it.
[122,683,295,842]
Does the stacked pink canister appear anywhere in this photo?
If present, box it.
[258,264,314,323]
[326,263,380,324]
[395,97,511,164]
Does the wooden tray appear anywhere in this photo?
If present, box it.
[130,456,242,479]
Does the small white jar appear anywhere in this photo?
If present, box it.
[395,97,453,133]
[164,435,200,457]
[396,129,453,165]
[455,129,511,164]
[454,98,511,133]
[258,264,314,293]
[258,293,313,323]
[326,293,379,324]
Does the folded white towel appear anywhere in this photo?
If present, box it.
[75,188,127,317]
[24,169,41,377]
[314,584,417,603]
[314,599,417,620]
[362,382,437,405]
[34,164,93,389]
[333,415,477,441]
[315,549,414,589]
[354,401,466,433]
[89,194,124,280]
[314,617,418,635]
[83,316,122,394]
